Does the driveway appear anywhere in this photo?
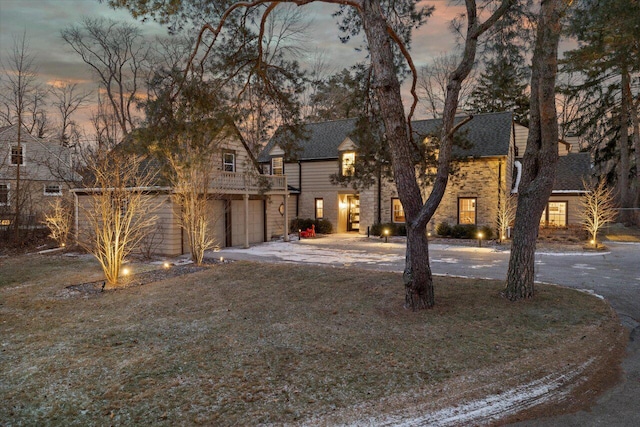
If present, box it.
[216,235,640,425]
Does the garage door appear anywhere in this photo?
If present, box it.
[207,200,226,248]
[230,199,264,247]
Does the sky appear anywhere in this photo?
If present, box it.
[0,0,475,137]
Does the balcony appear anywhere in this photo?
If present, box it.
[209,171,287,194]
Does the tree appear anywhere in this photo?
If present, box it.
[113,0,513,310]
[496,189,516,244]
[305,67,368,122]
[49,81,90,147]
[78,150,159,287]
[43,198,73,247]
[504,0,567,301]
[0,32,44,241]
[419,53,477,119]
[62,17,150,137]
[563,0,640,223]
[580,178,617,248]
[467,4,531,126]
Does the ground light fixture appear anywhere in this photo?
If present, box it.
[163,262,171,269]
[122,267,131,276]
[590,239,596,248]
[477,231,484,247]
[384,228,390,243]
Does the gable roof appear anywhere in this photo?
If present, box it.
[552,152,592,192]
[258,111,514,162]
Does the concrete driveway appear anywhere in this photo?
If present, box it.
[217,235,640,425]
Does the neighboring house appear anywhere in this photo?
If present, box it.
[72,128,289,256]
[258,111,592,235]
[0,124,78,227]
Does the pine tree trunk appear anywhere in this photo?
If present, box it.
[360,0,434,309]
[505,0,564,300]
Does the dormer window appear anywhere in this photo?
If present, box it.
[341,151,355,176]
[271,157,283,175]
[223,151,236,172]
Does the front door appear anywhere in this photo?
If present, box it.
[347,195,360,232]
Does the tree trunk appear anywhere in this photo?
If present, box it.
[360,0,434,309]
[632,95,640,214]
[505,0,564,301]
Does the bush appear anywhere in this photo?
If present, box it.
[480,225,494,240]
[436,222,452,237]
[370,222,407,236]
[290,218,333,234]
[451,224,478,239]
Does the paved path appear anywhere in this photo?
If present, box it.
[215,235,640,425]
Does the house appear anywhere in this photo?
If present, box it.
[0,124,78,227]
[72,127,290,256]
[258,111,592,235]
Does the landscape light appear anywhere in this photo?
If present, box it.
[163,262,170,269]
[477,231,484,248]
[122,267,130,276]
[384,228,389,243]
[61,243,66,248]
[220,256,224,262]
[590,239,596,248]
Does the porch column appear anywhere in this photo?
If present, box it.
[243,193,249,249]
[283,192,289,242]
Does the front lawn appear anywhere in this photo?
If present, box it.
[0,254,626,425]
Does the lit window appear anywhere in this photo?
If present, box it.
[541,202,567,227]
[315,198,324,219]
[458,197,476,224]
[392,198,405,223]
[0,184,9,206]
[44,185,62,196]
[223,152,235,172]
[272,157,283,175]
[11,146,24,165]
[341,151,355,176]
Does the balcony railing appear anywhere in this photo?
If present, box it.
[209,171,286,194]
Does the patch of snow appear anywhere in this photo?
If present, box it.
[431,258,459,264]
[536,251,611,256]
[369,360,594,427]
[572,264,596,270]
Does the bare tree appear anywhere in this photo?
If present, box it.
[580,178,617,248]
[78,151,159,287]
[505,0,568,300]
[49,81,90,146]
[43,198,73,247]
[62,18,150,137]
[418,53,477,119]
[496,190,516,244]
[0,32,43,240]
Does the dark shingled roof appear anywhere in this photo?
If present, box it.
[258,111,514,162]
[553,152,592,191]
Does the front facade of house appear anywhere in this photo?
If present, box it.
[259,111,592,236]
[74,131,290,256]
[0,124,77,227]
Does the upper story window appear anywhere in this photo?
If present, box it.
[11,145,24,166]
[0,184,9,206]
[271,157,284,175]
[44,184,62,196]
[458,197,477,225]
[392,198,405,223]
[341,151,355,176]
[223,151,236,172]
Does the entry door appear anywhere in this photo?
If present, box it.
[347,196,360,231]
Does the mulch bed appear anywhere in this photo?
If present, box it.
[61,258,231,297]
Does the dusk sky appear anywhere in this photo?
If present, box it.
[0,0,478,134]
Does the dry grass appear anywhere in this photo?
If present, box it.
[0,254,625,426]
[603,224,640,242]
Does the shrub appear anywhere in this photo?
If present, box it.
[436,222,452,237]
[480,225,494,240]
[451,224,478,239]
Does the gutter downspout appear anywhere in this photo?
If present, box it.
[297,160,301,218]
[377,166,382,224]
[73,191,79,243]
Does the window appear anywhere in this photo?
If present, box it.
[271,157,283,175]
[541,201,567,227]
[341,151,355,176]
[392,198,405,223]
[223,151,236,172]
[315,198,324,219]
[0,184,9,206]
[44,184,62,196]
[10,145,24,165]
[458,197,477,224]
[262,164,271,175]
